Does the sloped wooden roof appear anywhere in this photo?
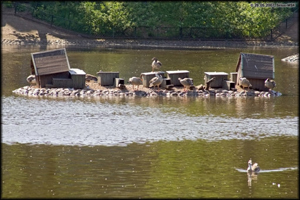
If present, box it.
[31,48,70,76]
[236,53,274,79]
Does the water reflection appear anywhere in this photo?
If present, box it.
[1,45,298,198]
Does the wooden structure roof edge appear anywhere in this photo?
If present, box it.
[31,48,71,76]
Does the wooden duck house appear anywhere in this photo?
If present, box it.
[166,70,190,86]
[235,53,275,91]
[140,71,165,87]
[30,48,86,89]
[204,72,229,88]
[97,71,119,86]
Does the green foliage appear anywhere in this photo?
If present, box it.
[24,1,296,39]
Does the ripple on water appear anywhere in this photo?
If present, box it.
[2,96,298,146]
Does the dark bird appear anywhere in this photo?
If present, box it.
[85,74,98,82]
[151,57,162,72]
[265,78,276,91]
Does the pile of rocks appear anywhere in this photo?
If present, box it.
[12,85,282,98]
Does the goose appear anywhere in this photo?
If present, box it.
[265,78,276,91]
[128,76,143,90]
[149,73,163,90]
[239,77,252,92]
[247,158,260,173]
[26,75,36,86]
[85,74,98,82]
[151,57,162,72]
[178,77,193,91]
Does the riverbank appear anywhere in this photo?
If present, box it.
[1,7,299,49]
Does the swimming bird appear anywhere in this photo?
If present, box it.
[151,57,162,72]
[178,77,193,91]
[149,73,163,91]
[128,76,143,90]
[239,77,252,92]
[265,78,276,91]
[26,75,36,86]
[247,158,260,173]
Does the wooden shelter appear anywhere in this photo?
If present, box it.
[97,71,120,86]
[235,53,275,91]
[166,70,190,86]
[30,48,86,89]
[140,71,165,87]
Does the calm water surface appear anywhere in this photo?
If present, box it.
[2,44,298,198]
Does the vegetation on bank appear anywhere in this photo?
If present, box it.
[3,1,298,39]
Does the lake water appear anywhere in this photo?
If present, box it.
[2,44,298,198]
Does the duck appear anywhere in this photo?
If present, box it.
[85,74,98,82]
[151,57,162,72]
[265,78,276,91]
[247,158,260,173]
[239,77,252,92]
[178,77,193,91]
[128,76,143,90]
[26,75,36,86]
[149,73,163,90]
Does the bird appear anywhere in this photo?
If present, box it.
[149,73,163,91]
[265,78,276,91]
[128,76,143,90]
[178,77,193,92]
[151,57,162,72]
[85,74,98,82]
[26,75,36,86]
[239,77,252,92]
[247,158,260,173]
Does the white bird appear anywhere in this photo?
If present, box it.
[128,76,143,90]
[151,57,162,72]
[239,77,252,92]
[149,73,163,91]
[247,158,260,173]
[265,78,276,91]
[26,75,36,86]
[178,77,193,92]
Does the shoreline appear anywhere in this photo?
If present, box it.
[1,38,299,50]
[12,84,282,99]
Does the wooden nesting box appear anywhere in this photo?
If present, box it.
[97,71,119,86]
[204,72,228,88]
[140,71,165,87]
[166,70,189,86]
[31,48,71,88]
[115,78,125,88]
[69,68,86,89]
[235,53,275,91]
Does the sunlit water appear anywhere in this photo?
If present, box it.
[2,45,298,198]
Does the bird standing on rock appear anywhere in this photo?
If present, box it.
[149,73,163,91]
[178,77,193,92]
[128,76,143,90]
[239,77,252,92]
[265,78,276,91]
[26,75,36,86]
[151,57,162,72]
